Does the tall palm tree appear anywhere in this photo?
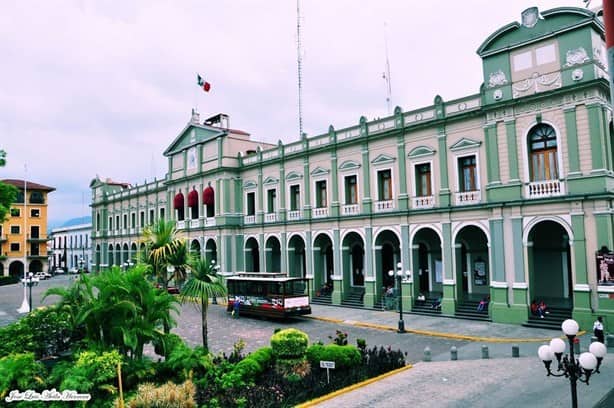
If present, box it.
[180,257,227,350]
[139,219,184,290]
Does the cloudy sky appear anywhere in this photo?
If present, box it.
[0,0,599,227]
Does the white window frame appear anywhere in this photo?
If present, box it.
[343,173,360,205]
[411,160,434,198]
[452,151,481,194]
[373,166,395,202]
[266,188,278,214]
[244,190,257,216]
[520,120,565,183]
[288,183,301,211]
[312,177,329,209]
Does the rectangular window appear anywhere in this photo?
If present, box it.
[415,163,432,197]
[290,185,300,211]
[10,225,19,234]
[246,192,256,215]
[458,156,477,192]
[30,208,40,217]
[513,51,533,71]
[131,213,136,228]
[378,170,392,200]
[140,211,145,227]
[10,243,19,252]
[535,44,556,65]
[149,209,155,224]
[123,214,128,229]
[267,189,276,213]
[10,208,20,217]
[115,216,120,231]
[109,216,113,231]
[315,180,327,208]
[30,226,40,239]
[344,175,358,205]
[160,208,165,220]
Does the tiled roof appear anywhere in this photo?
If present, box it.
[1,179,55,192]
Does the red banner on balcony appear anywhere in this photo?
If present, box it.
[203,185,215,206]
[188,189,198,207]
[173,192,184,209]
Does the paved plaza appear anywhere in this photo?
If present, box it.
[1,277,613,407]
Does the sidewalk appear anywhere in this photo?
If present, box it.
[301,305,613,408]
[308,304,573,342]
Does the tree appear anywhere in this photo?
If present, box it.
[180,258,227,349]
[0,149,18,223]
[44,266,179,360]
[139,219,184,290]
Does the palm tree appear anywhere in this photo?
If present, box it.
[180,257,227,349]
[139,219,184,290]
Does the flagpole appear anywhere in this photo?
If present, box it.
[17,164,29,313]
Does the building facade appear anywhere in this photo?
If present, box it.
[49,217,92,273]
[90,6,614,329]
[0,179,55,277]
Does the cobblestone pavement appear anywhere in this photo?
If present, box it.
[4,279,613,407]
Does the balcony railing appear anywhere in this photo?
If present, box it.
[342,204,360,215]
[244,215,256,224]
[0,235,7,242]
[205,217,216,227]
[455,190,481,205]
[265,213,278,223]
[176,220,186,230]
[412,196,434,209]
[526,179,565,199]
[374,200,394,213]
[313,207,329,218]
[287,210,301,221]
[189,219,201,228]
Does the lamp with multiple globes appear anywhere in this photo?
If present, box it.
[387,262,411,333]
[537,319,607,408]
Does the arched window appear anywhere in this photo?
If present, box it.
[188,188,199,219]
[173,191,185,221]
[528,124,558,181]
[203,183,215,218]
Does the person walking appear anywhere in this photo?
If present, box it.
[233,296,241,319]
[593,316,605,343]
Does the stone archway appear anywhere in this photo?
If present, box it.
[454,225,489,302]
[245,237,259,272]
[313,233,333,291]
[29,260,43,273]
[342,232,365,288]
[288,235,306,278]
[9,261,24,278]
[265,236,282,272]
[412,228,442,298]
[528,220,572,308]
[205,239,217,263]
[108,244,114,268]
[374,229,401,297]
[190,239,201,257]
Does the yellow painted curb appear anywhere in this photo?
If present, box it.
[295,364,413,408]
[306,316,582,343]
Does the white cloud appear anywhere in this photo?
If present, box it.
[0,0,597,225]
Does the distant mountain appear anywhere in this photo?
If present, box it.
[62,216,92,227]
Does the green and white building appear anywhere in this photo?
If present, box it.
[90,6,614,329]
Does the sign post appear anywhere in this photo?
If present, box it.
[320,360,335,384]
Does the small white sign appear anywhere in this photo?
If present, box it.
[320,361,335,369]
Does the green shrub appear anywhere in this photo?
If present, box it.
[249,347,273,367]
[270,329,309,359]
[58,349,123,401]
[0,275,18,286]
[305,344,362,369]
[0,353,47,399]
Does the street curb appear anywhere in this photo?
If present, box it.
[294,364,413,408]
[306,315,580,343]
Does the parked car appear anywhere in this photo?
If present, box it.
[69,267,79,274]
[34,272,52,280]
[54,267,65,274]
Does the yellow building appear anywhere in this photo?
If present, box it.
[0,179,55,277]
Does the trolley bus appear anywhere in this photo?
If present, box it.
[226,272,311,318]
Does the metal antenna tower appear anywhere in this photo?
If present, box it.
[383,22,392,115]
[296,0,304,138]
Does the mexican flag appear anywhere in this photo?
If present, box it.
[197,74,211,92]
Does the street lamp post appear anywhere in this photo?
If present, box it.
[388,262,411,333]
[538,319,607,408]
